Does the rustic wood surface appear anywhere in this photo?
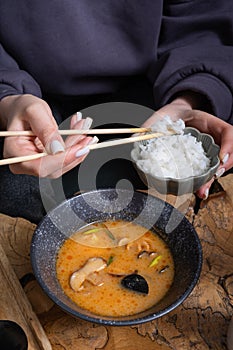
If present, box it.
[0,175,233,349]
[0,243,52,350]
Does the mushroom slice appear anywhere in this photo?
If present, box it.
[86,272,104,286]
[70,257,107,292]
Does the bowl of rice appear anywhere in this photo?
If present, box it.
[131,117,220,195]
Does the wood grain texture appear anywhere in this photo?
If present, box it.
[0,243,52,350]
[0,175,232,349]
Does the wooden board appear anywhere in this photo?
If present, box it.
[0,237,51,349]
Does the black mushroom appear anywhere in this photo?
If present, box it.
[121,273,149,294]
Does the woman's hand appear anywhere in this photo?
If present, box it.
[142,95,233,199]
[0,94,97,178]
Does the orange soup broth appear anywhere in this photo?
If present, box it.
[56,221,174,317]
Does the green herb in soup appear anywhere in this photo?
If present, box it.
[56,220,174,317]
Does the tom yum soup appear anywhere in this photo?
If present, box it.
[56,220,174,317]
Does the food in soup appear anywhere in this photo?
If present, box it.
[56,220,174,317]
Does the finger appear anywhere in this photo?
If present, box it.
[65,116,93,148]
[65,113,86,147]
[196,163,227,200]
[141,112,163,128]
[5,113,95,176]
[4,129,45,159]
[18,135,99,178]
[40,137,92,177]
[50,135,99,178]
[70,111,83,128]
[218,127,233,170]
[9,136,92,177]
[33,137,44,152]
[196,178,215,200]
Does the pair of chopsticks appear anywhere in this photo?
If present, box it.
[0,127,165,166]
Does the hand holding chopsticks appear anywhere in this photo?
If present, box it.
[0,129,165,166]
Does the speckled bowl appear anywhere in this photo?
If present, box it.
[30,189,202,326]
[131,127,220,195]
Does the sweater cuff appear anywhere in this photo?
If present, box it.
[154,73,233,123]
[0,71,42,101]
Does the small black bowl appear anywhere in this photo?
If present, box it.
[31,189,202,326]
[0,321,28,350]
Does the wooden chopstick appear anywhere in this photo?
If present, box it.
[0,127,151,137]
[0,132,164,166]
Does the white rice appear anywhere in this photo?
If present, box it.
[131,116,210,179]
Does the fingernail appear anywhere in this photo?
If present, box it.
[215,167,225,178]
[88,136,99,145]
[50,140,65,154]
[76,111,82,122]
[222,153,229,165]
[203,188,209,200]
[82,117,93,130]
[75,146,90,157]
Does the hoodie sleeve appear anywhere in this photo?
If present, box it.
[0,44,42,100]
[151,0,233,124]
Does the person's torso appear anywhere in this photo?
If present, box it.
[0,1,163,95]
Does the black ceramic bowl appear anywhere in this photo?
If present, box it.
[30,189,202,326]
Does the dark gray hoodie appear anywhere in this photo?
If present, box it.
[0,0,233,122]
